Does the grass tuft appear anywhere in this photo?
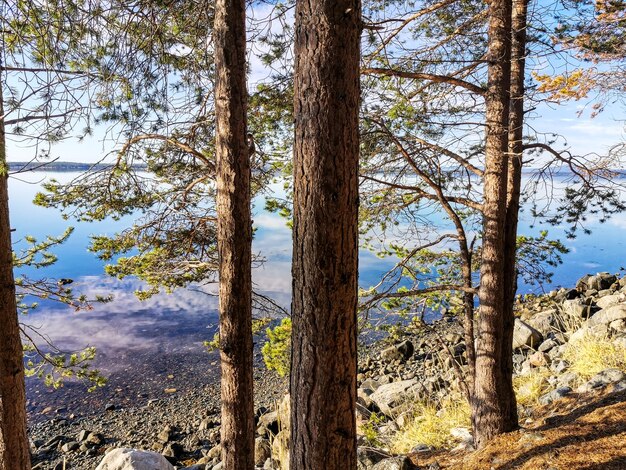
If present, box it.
[514,368,552,407]
[563,333,626,380]
[389,398,471,452]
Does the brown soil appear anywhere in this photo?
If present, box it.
[411,385,626,469]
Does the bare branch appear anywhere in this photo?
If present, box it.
[117,134,216,173]
[362,67,485,96]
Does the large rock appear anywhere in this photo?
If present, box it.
[527,310,557,337]
[562,299,597,318]
[95,448,174,470]
[538,386,572,405]
[579,369,626,393]
[513,319,542,350]
[569,323,609,343]
[369,380,422,416]
[587,304,626,327]
[577,273,617,291]
[596,294,624,310]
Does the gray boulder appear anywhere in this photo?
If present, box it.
[569,322,609,342]
[581,368,626,392]
[369,380,422,416]
[513,319,542,350]
[95,448,175,470]
[562,298,597,318]
[538,338,558,353]
[528,310,557,337]
[587,304,626,327]
[578,273,617,291]
[538,387,572,405]
[596,294,624,310]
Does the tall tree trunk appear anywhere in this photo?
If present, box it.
[214,1,254,468]
[473,0,516,448]
[501,0,529,429]
[0,77,31,470]
[290,1,361,468]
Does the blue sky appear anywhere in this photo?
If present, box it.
[6,95,623,164]
[4,1,624,165]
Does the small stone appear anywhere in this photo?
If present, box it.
[551,360,569,375]
[158,426,173,443]
[539,387,572,405]
[207,444,222,460]
[380,340,414,362]
[61,441,79,453]
[371,456,413,470]
[557,371,579,388]
[162,442,183,459]
[528,351,550,367]
[87,432,104,446]
[538,339,558,353]
[411,443,432,452]
[450,427,473,443]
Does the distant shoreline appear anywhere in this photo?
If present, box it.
[8,161,148,172]
[9,161,626,177]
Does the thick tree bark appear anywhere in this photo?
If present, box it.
[213,1,254,468]
[0,77,31,469]
[500,0,529,429]
[473,0,516,448]
[290,1,361,468]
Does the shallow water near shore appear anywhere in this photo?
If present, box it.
[10,171,626,419]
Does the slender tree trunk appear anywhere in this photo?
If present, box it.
[214,1,254,468]
[473,0,516,448]
[0,76,31,470]
[290,1,361,468]
[500,0,529,429]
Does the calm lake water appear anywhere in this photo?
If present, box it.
[9,171,626,417]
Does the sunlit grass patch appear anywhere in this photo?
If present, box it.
[514,368,552,407]
[389,397,471,453]
[563,333,626,380]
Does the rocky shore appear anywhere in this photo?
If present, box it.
[29,272,626,469]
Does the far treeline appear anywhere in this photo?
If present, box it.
[8,161,148,172]
[0,0,625,469]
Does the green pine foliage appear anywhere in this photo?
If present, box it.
[262,318,292,377]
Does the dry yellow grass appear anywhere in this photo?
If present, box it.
[563,333,626,380]
[409,387,626,469]
[514,369,552,408]
[389,398,471,452]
